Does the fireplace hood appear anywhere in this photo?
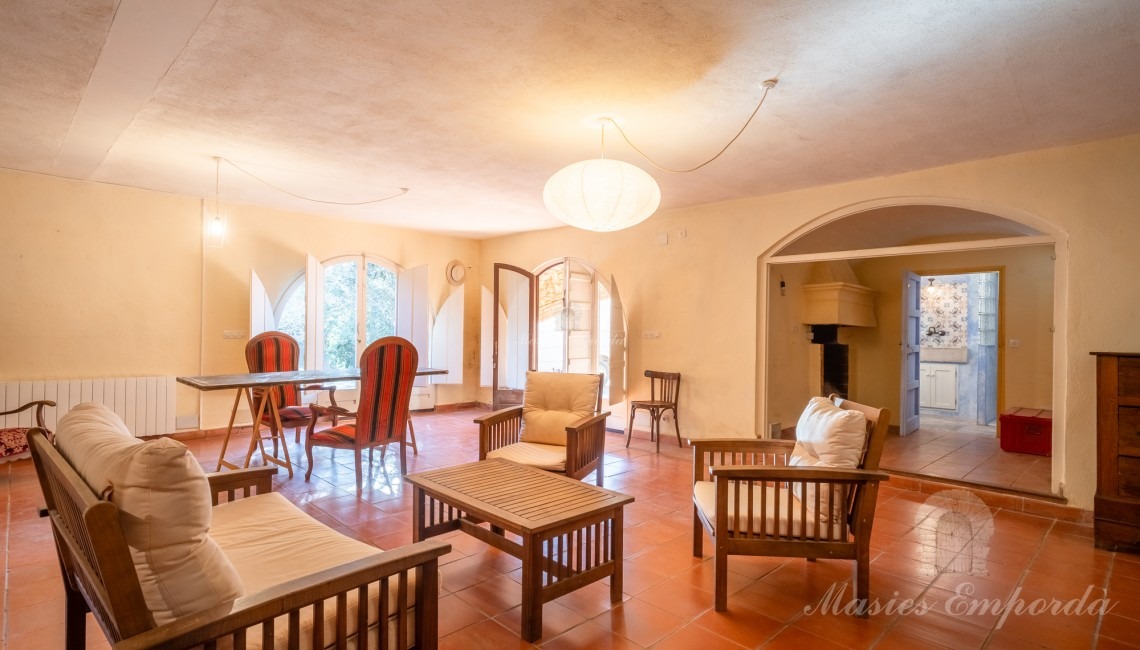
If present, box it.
[800,262,877,327]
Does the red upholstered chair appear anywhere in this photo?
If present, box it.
[305,336,419,494]
[245,331,338,448]
[0,400,55,463]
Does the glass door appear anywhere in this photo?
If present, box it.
[492,263,536,410]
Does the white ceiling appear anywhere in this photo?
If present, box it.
[2,0,1139,239]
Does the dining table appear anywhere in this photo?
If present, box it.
[177,367,446,476]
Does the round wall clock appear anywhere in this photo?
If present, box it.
[445,260,466,286]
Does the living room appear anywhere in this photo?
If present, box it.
[3,1,1140,648]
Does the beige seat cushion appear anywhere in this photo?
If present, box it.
[788,397,868,523]
[692,480,844,540]
[518,371,600,446]
[486,441,566,471]
[212,492,418,649]
[54,403,243,624]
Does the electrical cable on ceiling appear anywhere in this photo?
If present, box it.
[220,157,409,206]
[601,79,778,174]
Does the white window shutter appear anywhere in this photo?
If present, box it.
[430,288,463,384]
[397,265,431,384]
[480,286,493,387]
[249,268,274,337]
[305,254,323,370]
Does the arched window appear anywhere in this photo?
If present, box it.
[319,255,398,370]
[265,254,410,372]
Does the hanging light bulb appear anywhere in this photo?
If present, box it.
[204,156,227,248]
[543,120,660,232]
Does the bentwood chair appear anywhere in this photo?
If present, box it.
[245,331,338,451]
[626,370,681,451]
[475,371,609,485]
[0,400,55,462]
[691,394,889,615]
[305,336,419,494]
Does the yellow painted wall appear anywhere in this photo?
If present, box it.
[199,202,482,427]
[847,246,1056,421]
[484,134,1140,509]
[0,169,482,429]
[5,132,1140,509]
[0,171,204,413]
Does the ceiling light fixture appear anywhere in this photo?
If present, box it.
[543,79,778,232]
[204,156,227,248]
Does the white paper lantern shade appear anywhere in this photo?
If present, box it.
[543,158,661,232]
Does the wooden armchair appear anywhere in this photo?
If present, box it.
[475,371,610,485]
[691,394,889,615]
[30,402,450,650]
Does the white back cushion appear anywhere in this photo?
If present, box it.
[518,371,600,446]
[789,396,868,470]
[789,397,868,523]
[55,403,244,624]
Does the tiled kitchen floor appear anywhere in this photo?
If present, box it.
[3,408,1138,649]
[881,414,1053,496]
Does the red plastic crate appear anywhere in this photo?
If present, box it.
[999,407,1052,456]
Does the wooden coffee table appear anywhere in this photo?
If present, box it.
[405,459,634,641]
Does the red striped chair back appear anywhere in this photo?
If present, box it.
[245,331,302,408]
[355,336,419,445]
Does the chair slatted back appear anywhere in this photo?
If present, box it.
[246,331,302,408]
[646,370,681,404]
[356,337,419,446]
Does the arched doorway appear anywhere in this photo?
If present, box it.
[757,199,1067,497]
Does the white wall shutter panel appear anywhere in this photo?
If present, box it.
[480,286,493,387]
[608,275,626,405]
[397,265,431,385]
[305,254,323,371]
[249,269,274,337]
[430,288,463,384]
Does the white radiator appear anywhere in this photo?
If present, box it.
[1,377,176,437]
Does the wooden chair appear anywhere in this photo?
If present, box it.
[306,336,418,493]
[245,330,339,449]
[0,399,54,462]
[475,371,610,485]
[625,370,681,451]
[691,394,890,615]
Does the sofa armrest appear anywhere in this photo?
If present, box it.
[113,539,452,650]
[206,467,277,505]
[564,411,610,481]
[475,406,523,459]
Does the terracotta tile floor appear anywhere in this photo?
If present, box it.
[881,414,1053,496]
[4,408,1139,649]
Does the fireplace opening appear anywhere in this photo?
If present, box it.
[821,343,849,399]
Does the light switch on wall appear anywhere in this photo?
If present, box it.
[643,330,662,339]
[223,330,247,339]
[1008,338,1020,348]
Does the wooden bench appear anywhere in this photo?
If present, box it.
[28,427,450,649]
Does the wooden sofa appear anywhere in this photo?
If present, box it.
[29,403,450,650]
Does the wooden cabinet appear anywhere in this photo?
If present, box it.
[1093,352,1140,553]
